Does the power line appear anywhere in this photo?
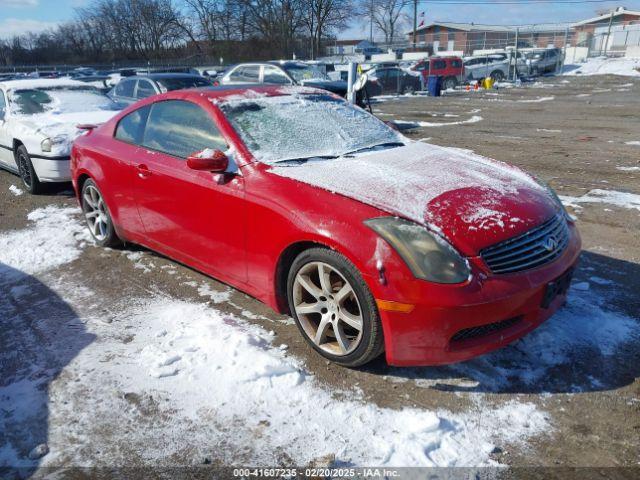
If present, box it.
[415,0,627,4]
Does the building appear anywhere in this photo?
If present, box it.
[573,7,640,53]
[405,7,640,56]
[406,22,571,55]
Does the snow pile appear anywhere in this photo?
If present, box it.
[560,189,640,212]
[270,141,545,231]
[625,141,640,146]
[563,57,640,77]
[3,294,548,468]
[393,115,483,128]
[0,205,89,275]
[9,185,23,196]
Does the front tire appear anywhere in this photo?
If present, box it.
[15,145,44,195]
[81,179,121,247]
[287,248,384,367]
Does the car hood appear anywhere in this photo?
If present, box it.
[299,79,348,94]
[14,110,118,155]
[269,142,557,255]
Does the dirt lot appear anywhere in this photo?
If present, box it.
[1,74,639,476]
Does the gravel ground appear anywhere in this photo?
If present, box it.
[0,74,638,475]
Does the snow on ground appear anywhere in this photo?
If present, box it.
[617,166,640,172]
[0,206,89,275]
[0,204,551,469]
[625,141,640,146]
[1,202,638,470]
[560,189,640,212]
[563,57,640,77]
[9,185,23,196]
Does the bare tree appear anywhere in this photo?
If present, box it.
[302,0,352,59]
[368,0,408,46]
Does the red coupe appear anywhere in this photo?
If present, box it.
[71,86,581,367]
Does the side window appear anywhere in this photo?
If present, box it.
[115,79,135,98]
[135,80,156,99]
[115,105,151,145]
[241,66,260,83]
[229,67,245,82]
[0,91,6,119]
[451,59,462,68]
[142,100,226,158]
[432,60,446,70]
[387,69,401,79]
[262,66,290,85]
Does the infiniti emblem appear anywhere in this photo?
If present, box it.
[542,235,559,252]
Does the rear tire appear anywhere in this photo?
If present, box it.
[443,76,458,90]
[15,145,44,195]
[490,70,505,82]
[81,179,121,248]
[287,248,384,367]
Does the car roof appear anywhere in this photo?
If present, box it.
[124,73,206,80]
[0,78,90,90]
[138,85,327,104]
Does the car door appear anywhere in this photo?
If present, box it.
[133,99,247,282]
[0,89,13,167]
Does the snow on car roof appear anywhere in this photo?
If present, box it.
[0,78,90,91]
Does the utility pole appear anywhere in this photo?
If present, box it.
[413,0,418,49]
[603,10,615,56]
[369,0,374,43]
[513,27,520,81]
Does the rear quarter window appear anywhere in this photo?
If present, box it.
[115,105,151,145]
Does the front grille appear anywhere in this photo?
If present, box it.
[480,214,569,274]
[450,316,523,344]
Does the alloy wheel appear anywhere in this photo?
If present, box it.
[17,152,32,189]
[292,261,364,356]
[83,185,109,241]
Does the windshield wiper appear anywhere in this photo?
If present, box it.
[342,142,405,157]
[272,155,339,165]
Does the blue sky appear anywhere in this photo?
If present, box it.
[1,0,640,40]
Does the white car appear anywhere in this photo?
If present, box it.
[0,78,121,194]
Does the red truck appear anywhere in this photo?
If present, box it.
[411,56,465,90]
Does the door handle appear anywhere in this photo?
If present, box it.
[136,163,151,179]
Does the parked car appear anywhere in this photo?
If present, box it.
[411,56,464,90]
[71,85,580,367]
[367,67,421,95]
[220,61,370,107]
[526,48,563,76]
[0,78,121,193]
[463,54,510,81]
[108,73,212,106]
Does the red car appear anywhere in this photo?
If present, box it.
[412,56,465,90]
[71,86,580,367]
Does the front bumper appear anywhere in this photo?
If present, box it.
[30,155,71,182]
[373,223,581,366]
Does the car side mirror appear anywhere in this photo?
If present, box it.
[187,149,229,173]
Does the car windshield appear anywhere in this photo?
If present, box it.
[283,64,331,82]
[9,86,118,115]
[157,77,211,91]
[219,93,404,164]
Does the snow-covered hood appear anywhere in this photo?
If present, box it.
[270,142,558,255]
[13,110,118,156]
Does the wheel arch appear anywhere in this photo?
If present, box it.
[274,240,331,314]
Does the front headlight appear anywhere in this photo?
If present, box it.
[41,138,52,152]
[365,217,470,284]
[534,177,574,223]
